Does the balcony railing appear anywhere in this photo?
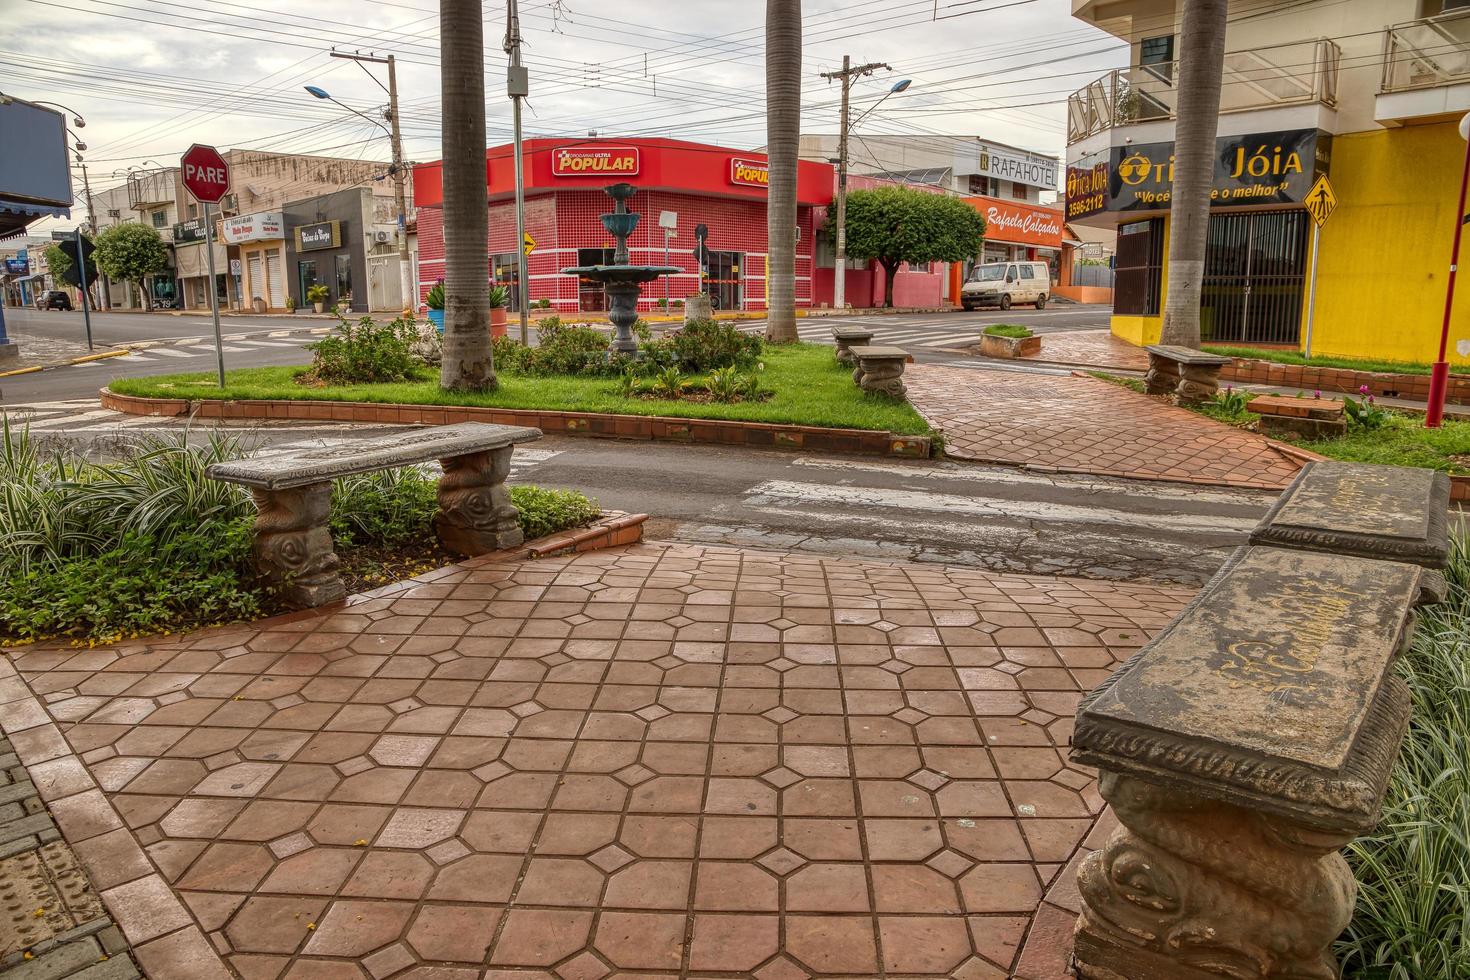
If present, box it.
[1383,10,1470,94]
[1067,38,1341,144]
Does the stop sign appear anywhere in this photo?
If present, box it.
[181,144,231,204]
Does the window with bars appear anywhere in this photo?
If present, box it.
[1113,218,1164,316]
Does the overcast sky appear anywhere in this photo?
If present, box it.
[4,0,1129,230]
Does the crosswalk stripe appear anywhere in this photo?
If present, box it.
[149,347,197,358]
[235,340,298,348]
[184,344,251,353]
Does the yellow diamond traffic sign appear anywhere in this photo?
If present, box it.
[1304,175,1338,228]
[523,232,536,256]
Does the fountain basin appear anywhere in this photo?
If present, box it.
[561,265,682,283]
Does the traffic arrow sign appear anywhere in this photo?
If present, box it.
[181,144,231,204]
[523,231,536,257]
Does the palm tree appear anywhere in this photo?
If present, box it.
[439,0,497,391]
[764,0,801,343]
[1158,0,1228,349]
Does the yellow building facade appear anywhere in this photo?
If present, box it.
[1065,0,1470,367]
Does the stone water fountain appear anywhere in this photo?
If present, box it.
[561,182,681,355]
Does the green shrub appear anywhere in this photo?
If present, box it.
[649,366,687,400]
[306,284,329,304]
[510,485,599,540]
[488,284,509,309]
[425,280,445,310]
[307,314,420,385]
[661,318,762,373]
[1338,536,1470,979]
[521,319,610,375]
[983,323,1033,339]
[330,468,439,548]
[537,297,551,309]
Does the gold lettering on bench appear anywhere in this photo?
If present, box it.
[1214,580,1357,700]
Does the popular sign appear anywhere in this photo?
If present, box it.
[552,146,640,177]
[221,211,284,244]
[180,143,231,204]
[296,220,341,251]
[729,157,769,188]
[1066,129,1332,217]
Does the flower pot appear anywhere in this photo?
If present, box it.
[979,333,1041,359]
[312,302,324,314]
[427,309,445,333]
[490,306,508,338]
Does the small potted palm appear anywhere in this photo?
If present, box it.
[306,283,329,314]
[488,284,509,337]
[425,280,445,333]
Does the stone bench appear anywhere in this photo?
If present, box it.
[208,422,542,607]
[851,345,909,398]
[831,327,874,366]
[1145,344,1233,403]
[1071,527,1444,978]
[1248,393,1346,440]
[1251,460,1451,569]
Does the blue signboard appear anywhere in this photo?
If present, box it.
[3,258,27,275]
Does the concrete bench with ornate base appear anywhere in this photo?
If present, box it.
[1250,460,1451,569]
[1145,344,1234,403]
[831,327,874,366]
[207,422,542,608]
[1071,536,1445,980]
[851,345,910,398]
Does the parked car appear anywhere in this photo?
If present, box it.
[960,262,1049,311]
[40,291,73,311]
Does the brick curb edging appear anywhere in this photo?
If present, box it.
[98,389,933,459]
[1219,357,1470,405]
[0,513,647,980]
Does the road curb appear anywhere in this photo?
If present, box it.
[0,348,129,379]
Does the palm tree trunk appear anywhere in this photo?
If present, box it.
[439,0,497,391]
[1158,0,1228,349]
[764,0,801,343]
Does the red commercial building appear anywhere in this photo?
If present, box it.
[413,138,833,314]
[412,137,1067,314]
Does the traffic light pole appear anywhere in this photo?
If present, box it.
[74,228,93,351]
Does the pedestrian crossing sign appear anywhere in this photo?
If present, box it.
[1304,175,1338,228]
[523,232,536,256]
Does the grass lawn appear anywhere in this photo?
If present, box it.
[1201,345,1462,378]
[110,343,933,435]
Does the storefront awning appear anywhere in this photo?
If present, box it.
[0,199,70,238]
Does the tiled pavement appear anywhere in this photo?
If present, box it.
[0,542,1193,979]
[1013,331,1149,373]
[905,363,1304,491]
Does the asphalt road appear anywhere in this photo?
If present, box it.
[2,306,331,345]
[9,400,1271,587]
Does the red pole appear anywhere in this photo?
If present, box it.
[1427,129,1470,428]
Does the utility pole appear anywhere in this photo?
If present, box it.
[505,0,531,344]
[78,161,107,310]
[821,58,888,311]
[330,51,414,317]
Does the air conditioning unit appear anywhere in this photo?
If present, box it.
[374,230,392,244]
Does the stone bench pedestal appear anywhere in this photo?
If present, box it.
[851,345,910,398]
[209,422,542,607]
[831,327,875,366]
[1145,344,1233,404]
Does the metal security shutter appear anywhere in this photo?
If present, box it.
[247,253,264,306]
[265,248,284,308]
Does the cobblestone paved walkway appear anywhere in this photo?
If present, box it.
[0,542,1191,979]
[1014,330,1148,372]
[906,363,1304,491]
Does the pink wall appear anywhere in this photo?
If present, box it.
[811,262,944,309]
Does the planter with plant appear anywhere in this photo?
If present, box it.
[306,283,329,314]
[425,280,446,333]
[285,295,296,314]
[978,323,1040,359]
[489,284,509,336]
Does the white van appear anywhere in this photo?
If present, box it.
[960,261,1050,311]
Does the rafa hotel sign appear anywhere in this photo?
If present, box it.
[552,146,640,176]
[1065,128,1331,219]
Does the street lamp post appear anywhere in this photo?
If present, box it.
[1427,111,1470,429]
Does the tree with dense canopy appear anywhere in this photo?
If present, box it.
[93,224,167,312]
[836,187,987,307]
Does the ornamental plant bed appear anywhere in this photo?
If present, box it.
[978,324,1041,359]
[108,343,931,436]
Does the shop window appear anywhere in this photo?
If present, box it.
[188,203,198,220]
[1010,182,1027,200]
[151,210,168,229]
[968,174,998,196]
[1113,218,1164,317]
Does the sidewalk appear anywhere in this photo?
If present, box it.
[0,540,1191,979]
[906,363,1303,491]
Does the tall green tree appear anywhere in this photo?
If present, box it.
[763,0,800,343]
[93,224,167,312]
[439,0,497,392]
[42,244,72,283]
[1159,0,1228,348]
[838,187,986,307]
